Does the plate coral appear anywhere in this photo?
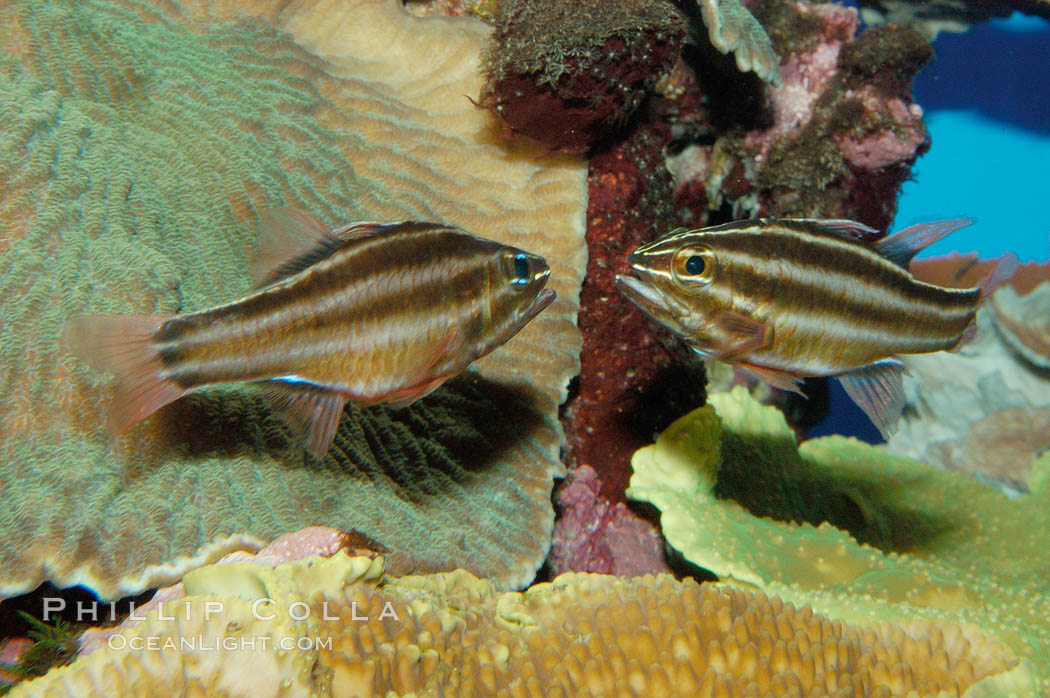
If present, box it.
[628,386,1049,693]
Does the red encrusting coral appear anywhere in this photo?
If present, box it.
[553,121,706,575]
[559,122,707,509]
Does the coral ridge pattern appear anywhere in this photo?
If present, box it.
[0,0,587,598]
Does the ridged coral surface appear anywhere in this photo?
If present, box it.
[0,0,586,599]
[629,387,1049,693]
[10,554,1029,697]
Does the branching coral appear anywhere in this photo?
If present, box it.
[628,387,1049,693]
[0,0,587,599]
[10,553,1031,696]
[695,0,781,84]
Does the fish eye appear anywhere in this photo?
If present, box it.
[671,245,715,291]
[502,250,532,291]
[513,253,530,283]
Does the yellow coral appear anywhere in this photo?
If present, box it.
[628,387,1049,693]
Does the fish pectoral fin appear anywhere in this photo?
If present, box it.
[873,218,975,268]
[383,328,462,409]
[262,380,348,459]
[836,359,907,440]
[737,362,806,396]
[710,311,769,361]
[384,375,451,409]
[250,208,395,288]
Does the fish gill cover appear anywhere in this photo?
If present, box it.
[0,0,587,599]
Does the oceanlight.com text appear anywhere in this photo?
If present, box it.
[107,635,334,653]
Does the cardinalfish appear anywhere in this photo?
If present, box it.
[65,209,556,458]
[615,217,1018,437]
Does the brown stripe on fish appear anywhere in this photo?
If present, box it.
[711,231,976,368]
[650,223,979,371]
[155,224,498,390]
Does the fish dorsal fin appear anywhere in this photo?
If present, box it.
[250,208,391,287]
[873,218,975,268]
[800,219,882,243]
[836,358,907,440]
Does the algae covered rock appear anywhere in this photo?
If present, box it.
[628,386,1049,693]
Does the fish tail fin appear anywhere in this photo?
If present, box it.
[63,314,187,434]
[977,252,1019,306]
[948,253,1020,352]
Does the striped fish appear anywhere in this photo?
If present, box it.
[66,209,556,457]
[615,217,1017,437]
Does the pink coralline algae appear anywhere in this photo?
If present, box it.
[669,1,934,230]
[743,3,857,158]
[835,88,926,170]
[549,466,670,576]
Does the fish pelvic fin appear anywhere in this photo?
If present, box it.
[262,380,348,459]
[382,328,462,408]
[384,375,452,409]
[873,218,975,268]
[737,362,806,396]
[836,358,907,440]
[63,315,186,435]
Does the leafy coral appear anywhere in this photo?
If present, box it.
[628,386,1049,693]
[0,0,587,599]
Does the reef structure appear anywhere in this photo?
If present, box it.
[0,0,587,599]
[10,550,1031,696]
[628,387,1050,693]
[669,0,933,231]
[479,0,687,153]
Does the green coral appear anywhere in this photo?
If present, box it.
[0,0,586,599]
[628,386,1049,694]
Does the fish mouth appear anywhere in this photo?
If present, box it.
[614,272,671,317]
[523,288,557,323]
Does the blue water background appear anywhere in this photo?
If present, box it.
[809,11,1050,441]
